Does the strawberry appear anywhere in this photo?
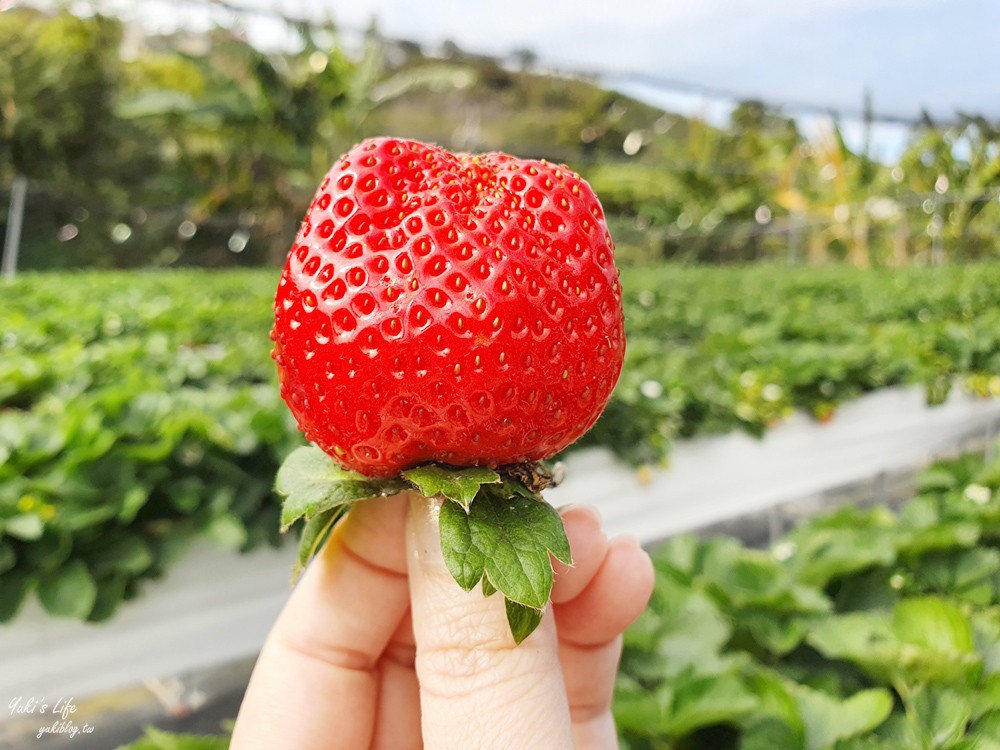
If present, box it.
[272,137,625,478]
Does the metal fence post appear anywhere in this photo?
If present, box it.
[2,175,28,282]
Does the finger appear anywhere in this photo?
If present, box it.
[555,536,654,750]
[555,535,654,645]
[372,611,422,750]
[551,505,609,604]
[406,495,575,750]
[561,636,623,750]
[231,492,414,750]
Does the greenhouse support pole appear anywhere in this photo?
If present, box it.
[2,175,27,282]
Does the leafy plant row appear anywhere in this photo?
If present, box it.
[593,262,1000,464]
[618,446,1000,749]
[0,271,294,623]
[2,264,1000,624]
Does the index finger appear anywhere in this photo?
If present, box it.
[230,492,413,750]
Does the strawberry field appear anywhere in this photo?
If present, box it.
[1,263,1000,750]
[0,271,292,622]
[3,264,1000,625]
[5,8,1000,748]
[618,445,1000,749]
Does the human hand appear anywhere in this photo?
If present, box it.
[230,492,654,749]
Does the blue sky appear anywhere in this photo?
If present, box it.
[78,0,1000,154]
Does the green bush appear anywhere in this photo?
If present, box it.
[588,262,1000,464]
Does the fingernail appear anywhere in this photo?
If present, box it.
[611,533,646,553]
[557,503,603,526]
[407,494,447,570]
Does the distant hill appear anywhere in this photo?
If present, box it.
[364,44,690,168]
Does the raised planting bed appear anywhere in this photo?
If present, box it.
[555,383,1000,542]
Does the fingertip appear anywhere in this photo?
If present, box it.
[405,496,576,749]
[334,491,414,575]
[552,505,609,604]
[554,533,655,646]
[558,503,602,525]
[405,494,523,652]
[613,534,656,615]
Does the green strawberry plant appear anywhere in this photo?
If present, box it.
[617,444,1000,749]
[0,271,292,623]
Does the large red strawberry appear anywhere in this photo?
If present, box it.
[272,137,625,478]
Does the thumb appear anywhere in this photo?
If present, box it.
[406,493,575,750]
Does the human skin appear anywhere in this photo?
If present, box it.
[230,493,654,750]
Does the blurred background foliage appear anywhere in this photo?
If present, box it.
[3,5,1000,272]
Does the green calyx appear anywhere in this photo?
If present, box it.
[276,445,572,643]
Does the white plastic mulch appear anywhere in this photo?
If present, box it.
[550,385,1000,540]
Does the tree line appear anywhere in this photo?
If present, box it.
[2,7,999,269]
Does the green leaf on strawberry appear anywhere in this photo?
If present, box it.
[505,599,546,646]
[276,445,406,531]
[292,505,349,581]
[481,575,498,597]
[277,448,573,640]
[402,464,500,510]
[439,485,572,641]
